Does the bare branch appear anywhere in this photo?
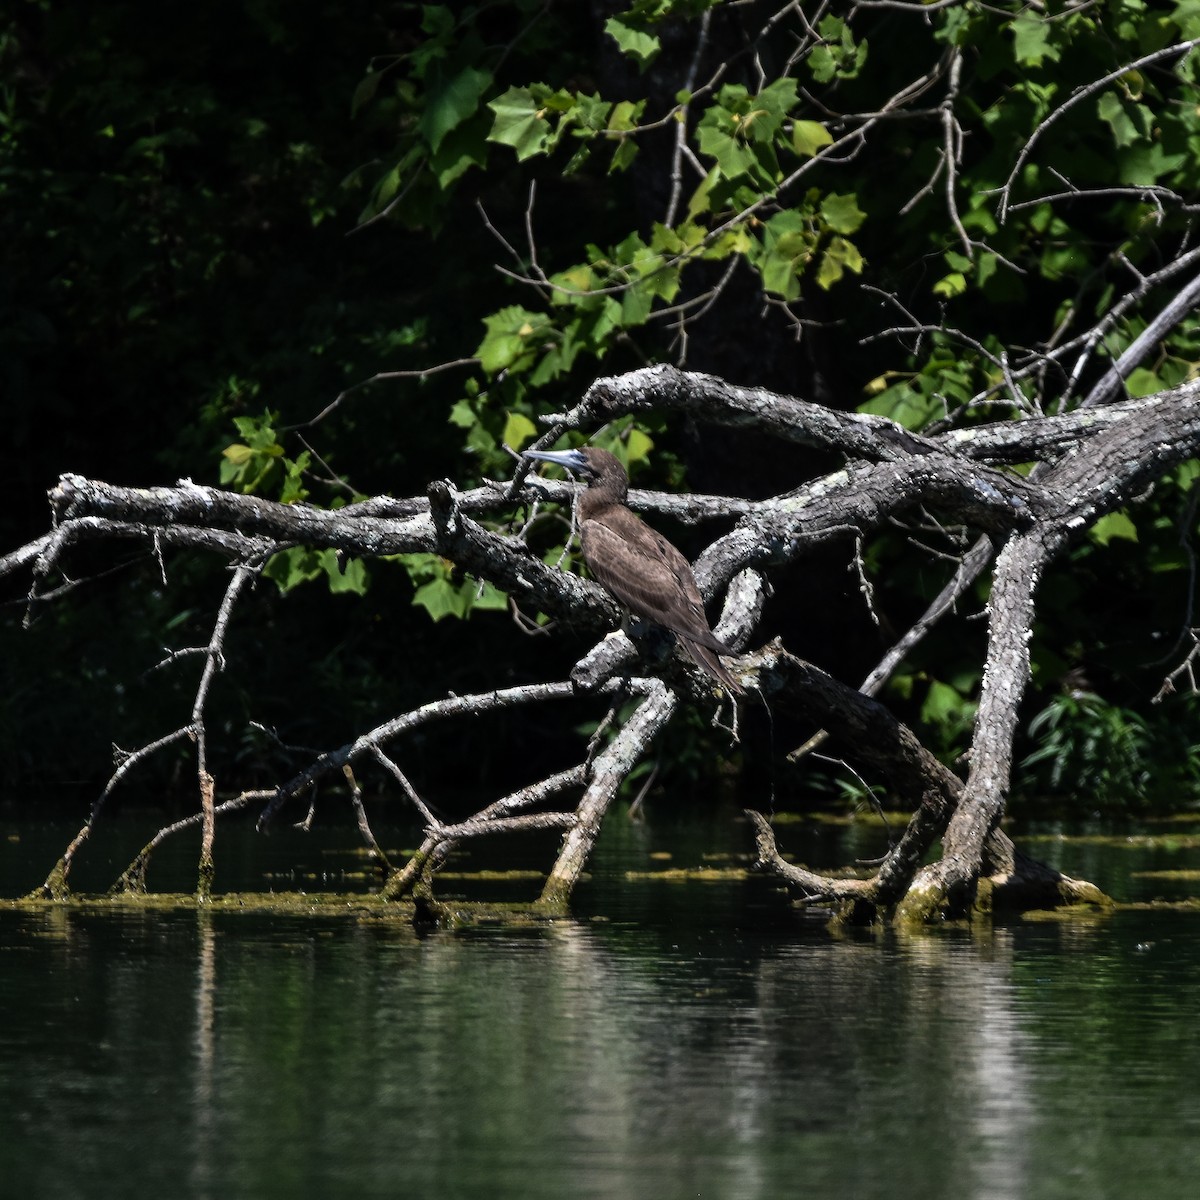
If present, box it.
[996,38,1200,223]
[1082,268,1200,407]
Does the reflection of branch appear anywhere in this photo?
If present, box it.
[745,642,1107,917]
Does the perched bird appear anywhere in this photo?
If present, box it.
[523,446,742,694]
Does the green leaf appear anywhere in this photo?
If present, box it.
[574,294,624,348]
[921,679,976,730]
[819,192,866,235]
[695,85,781,187]
[755,210,816,300]
[792,119,833,157]
[686,166,719,219]
[933,271,967,298]
[429,116,489,188]
[351,70,383,117]
[741,78,798,142]
[408,557,506,619]
[1097,91,1147,149]
[475,305,549,376]
[1090,512,1139,546]
[468,579,509,612]
[1124,366,1163,397]
[1010,14,1061,67]
[449,398,476,429]
[321,550,369,594]
[548,262,599,302]
[604,16,661,69]
[263,546,323,593]
[858,381,939,429]
[279,451,311,504]
[610,137,639,173]
[413,577,469,621]
[420,66,493,151]
[569,92,613,133]
[696,115,759,182]
[502,410,539,450]
[620,279,655,326]
[816,234,864,289]
[608,100,643,132]
[487,87,553,160]
[419,5,454,41]
[809,15,867,82]
[1117,141,1188,186]
[625,426,654,465]
[263,546,368,596]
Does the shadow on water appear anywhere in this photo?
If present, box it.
[3,807,1200,1199]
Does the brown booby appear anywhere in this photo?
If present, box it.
[523,446,743,694]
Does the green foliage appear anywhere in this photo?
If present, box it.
[220,412,307,500]
[396,553,508,621]
[808,15,868,83]
[1021,692,1200,813]
[221,413,375,596]
[886,668,979,762]
[262,547,370,596]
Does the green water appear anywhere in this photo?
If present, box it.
[3,811,1200,1199]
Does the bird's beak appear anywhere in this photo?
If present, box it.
[522,448,588,474]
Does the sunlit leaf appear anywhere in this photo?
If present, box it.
[503,410,539,450]
[792,119,833,157]
[1090,512,1139,546]
[816,235,864,289]
[933,271,967,298]
[487,86,552,160]
[1011,13,1061,67]
[820,192,866,235]
[475,305,550,376]
[604,16,661,69]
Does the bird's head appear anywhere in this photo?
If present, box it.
[522,446,626,487]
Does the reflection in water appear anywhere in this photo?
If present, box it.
[192,913,216,1200]
[3,824,1200,1199]
[965,931,1034,1200]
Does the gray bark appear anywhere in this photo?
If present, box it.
[4,367,1198,920]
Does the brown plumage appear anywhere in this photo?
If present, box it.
[523,446,742,694]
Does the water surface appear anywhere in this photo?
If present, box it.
[2,811,1199,1199]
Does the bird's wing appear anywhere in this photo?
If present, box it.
[581,515,733,654]
[680,636,744,694]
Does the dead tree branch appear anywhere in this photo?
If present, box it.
[6,365,1199,921]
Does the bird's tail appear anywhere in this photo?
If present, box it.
[681,636,744,695]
